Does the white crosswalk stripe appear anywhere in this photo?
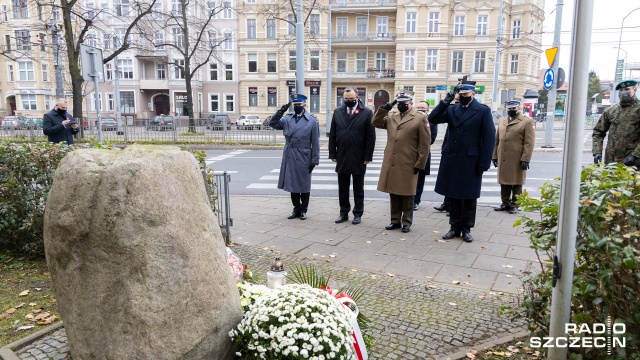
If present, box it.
[206,150,251,165]
[246,149,541,204]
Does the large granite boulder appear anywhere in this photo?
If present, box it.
[43,145,242,359]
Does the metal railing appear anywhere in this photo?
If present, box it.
[203,170,233,245]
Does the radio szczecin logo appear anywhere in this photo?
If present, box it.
[530,317,626,354]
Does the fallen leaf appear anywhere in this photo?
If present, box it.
[493,351,505,356]
[329,254,336,258]
[387,273,395,277]
[16,325,35,331]
[480,247,486,250]
[451,281,461,285]
[382,232,388,235]
[366,241,372,244]
[25,313,34,320]
[448,302,457,306]
[478,295,485,299]
[426,285,437,289]
[6,308,16,314]
[312,253,319,256]
[426,276,433,279]
[18,290,29,296]
[501,264,514,268]
[33,312,50,321]
[370,275,377,279]
[436,239,449,243]
[505,275,513,278]
[37,315,57,325]
[464,281,472,286]
[432,230,439,234]
[320,255,326,258]
[31,309,42,314]
[470,350,478,355]
[351,269,358,272]
[15,303,26,309]
[42,272,50,276]
[489,292,497,295]
[325,260,331,263]
[0,313,9,320]
[351,241,356,243]
[400,238,406,241]
[466,353,476,359]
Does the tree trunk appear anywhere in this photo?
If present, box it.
[62,0,84,120]
[181,6,196,133]
[185,73,195,133]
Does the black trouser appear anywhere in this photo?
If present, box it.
[338,173,365,217]
[390,194,414,226]
[500,185,523,208]
[414,172,427,205]
[291,192,310,213]
[448,198,477,233]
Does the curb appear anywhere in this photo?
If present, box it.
[438,329,530,360]
[0,322,64,360]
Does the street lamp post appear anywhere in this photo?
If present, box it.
[49,22,64,99]
[612,7,640,104]
[444,0,461,91]
[613,46,628,81]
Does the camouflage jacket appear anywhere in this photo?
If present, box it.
[592,97,640,163]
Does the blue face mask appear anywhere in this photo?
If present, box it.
[294,106,305,114]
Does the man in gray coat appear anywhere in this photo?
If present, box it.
[269,94,320,220]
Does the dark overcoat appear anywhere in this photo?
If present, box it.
[428,98,496,199]
[269,110,320,193]
[43,109,79,145]
[328,101,376,175]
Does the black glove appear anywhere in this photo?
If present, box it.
[443,91,456,105]
[623,155,638,166]
[278,102,291,115]
[520,161,530,170]
[414,168,420,174]
[382,100,397,111]
[492,159,498,168]
[309,164,315,173]
[593,153,602,164]
[477,166,488,175]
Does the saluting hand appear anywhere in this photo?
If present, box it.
[382,100,397,111]
[278,102,291,115]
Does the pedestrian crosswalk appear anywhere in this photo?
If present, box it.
[245,149,542,205]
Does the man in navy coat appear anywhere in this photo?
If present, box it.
[428,84,495,242]
[329,87,376,225]
[43,98,79,145]
[269,94,320,220]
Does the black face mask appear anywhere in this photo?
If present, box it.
[344,100,357,108]
[508,110,518,118]
[57,108,67,116]
[294,106,305,114]
[459,96,472,106]
[397,103,410,113]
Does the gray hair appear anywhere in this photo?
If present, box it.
[56,98,68,105]
[344,86,358,95]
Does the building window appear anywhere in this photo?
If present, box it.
[21,94,36,110]
[39,33,46,51]
[310,50,319,71]
[103,33,111,49]
[223,32,233,50]
[223,1,232,19]
[207,31,217,48]
[288,15,295,35]
[152,2,162,19]
[37,3,43,20]
[18,61,34,81]
[404,50,415,71]
[15,30,31,50]
[267,53,277,72]
[209,63,218,80]
[170,0,182,15]
[474,51,486,73]
[377,17,388,35]
[115,0,130,16]
[225,94,235,112]
[87,2,95,18]
[289,50,296,70]
[120,91,135,113]
[428,12,439,33]
[356,52,366,73]
[173,28,183,48]
[310,86,320,113]
[512,19,521,39]
[12,0,28,19]
[356,17,367,36]
[4,34,10,52]
[426,49,438,71]
[52,6,60,20]
[510,54,519,74]
[91,93,102,111]
[105,63,112,80]
[107,94,114,111]
[452,51,463,73]
[336,18,347,37]
[7,64,14,82]
[454,16,465,36]
[426,86,436,94]
[41,64,48,82]
[248,53,257,72]
[118,58,134,79]
[248,87,258,107]
[266,87,276,107]
[403,86,413,92]
[115,28,128,46]
[155,32,165,48]
[266,18,276,38]
[87,32,97,47]
[45,95,52,110]
[210,94,219,112]
[100,3,108,19]
[157,62,166,79]
[405,12,416,33]
[174,59,185,79]
[310,14,320,35]
[2,5,8,22]
[375,52,386,69]
[247,19,257,39]
[477,15,488,36]
[225,63,233,80]
[336,52,346,73]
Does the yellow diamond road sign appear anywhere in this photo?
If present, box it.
[546,47,558,68]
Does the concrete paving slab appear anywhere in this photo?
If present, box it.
[232,221,281,233]
[472,254,532,275]
[334,249,396,272]
[334,235,389,252]
[420,237,464,251]
[296,229,352,244]
[492,273,524,293]
[423,249,479,267]
[458,241,510,258]
[434,264,499,291]
[265,225,315,239]
[383,258,443,279]
[505,245,539,262]
[488,233,531,246]
[233,231,272,246]
[295,243,351,263]
[258,236,315,254]
[377,242,434,260]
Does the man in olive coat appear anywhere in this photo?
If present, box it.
[491,100,536,214]
[329,87,376,225]
[372,92,430,233]
[428,84,495,243]
[269,94,320,220]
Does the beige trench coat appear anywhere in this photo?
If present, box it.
[372,107,431,196]
[492,113,536,185]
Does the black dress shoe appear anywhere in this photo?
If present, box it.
[413,204,419,211]
[401,225,411,233]
[287,212,300,219]
[446,212,450,217]
[508,207,519,214]
[462,232,473,243]
[433,203,447,212]
[299,212,307,220]
[385,223,401,230]
[351,216,361,225]
[494,204,510,211]
[335,215,349,223]
[442,230,461,240]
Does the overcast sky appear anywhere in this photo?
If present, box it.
[540,0,640,82]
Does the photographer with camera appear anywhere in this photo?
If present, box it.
[43,98,79,145]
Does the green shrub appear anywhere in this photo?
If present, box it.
[505,163,640,359]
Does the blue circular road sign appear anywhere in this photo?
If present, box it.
[543,68,555,90]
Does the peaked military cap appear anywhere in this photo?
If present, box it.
[616,79,638,90]
[505,99,521,108]
[458,84,476,94]
[290,94,307,103]
[396,92,414,101]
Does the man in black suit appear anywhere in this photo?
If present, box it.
[329,87,376,225]
[43,98,79,145]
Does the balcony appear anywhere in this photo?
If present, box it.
[332,0,396,9]
[332,68,395,80]
[140,79,169,90]
[332,32,396,43]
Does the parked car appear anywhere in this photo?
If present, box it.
[19,117,43,129]
[555,109,565,116]
[147,116,174,131]
[262,116,272,130]
[101,117,118,131]
[206,114,232,130]
[236,115,261,130]
[1,116,24,130]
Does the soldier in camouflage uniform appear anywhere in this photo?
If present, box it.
[592,80,640,166]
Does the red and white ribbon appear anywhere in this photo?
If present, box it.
[320,286,369,360]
